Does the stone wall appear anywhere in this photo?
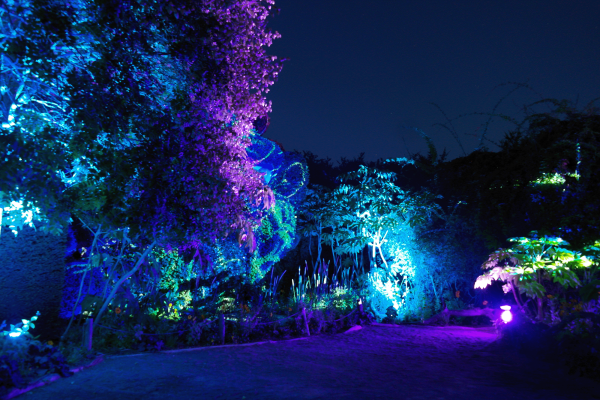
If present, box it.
[0,224,67,326]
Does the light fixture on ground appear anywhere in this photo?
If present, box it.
[500,305,512,323]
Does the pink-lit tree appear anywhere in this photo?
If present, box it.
[62,0,283,246]
[0,0,290,333]
[1,0,282,241]
[70,0,284,328]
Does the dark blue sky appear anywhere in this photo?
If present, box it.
[264,0,600,162]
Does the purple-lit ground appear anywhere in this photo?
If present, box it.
[19,325,600,400]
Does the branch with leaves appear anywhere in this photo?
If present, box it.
[475,232,598,321]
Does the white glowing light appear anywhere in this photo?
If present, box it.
[500,305,512,323]
[0,199,43,237]
[9,332,21,337]
[357,210,371,219]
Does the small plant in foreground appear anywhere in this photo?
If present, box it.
[1,313,73,395]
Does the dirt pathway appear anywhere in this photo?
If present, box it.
[17,325,600,400]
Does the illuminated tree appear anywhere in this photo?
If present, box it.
[1,0,285,248]
[2,0,286,333]
[0,0,95,234]
[61,0,284,248]
[475,232,598,321]
[75,0,284,328]
[2,0,283,244]
[298,163,442,319]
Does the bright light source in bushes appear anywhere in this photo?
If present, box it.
[500,305,512,323]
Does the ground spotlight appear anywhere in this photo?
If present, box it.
[500,305,512,323]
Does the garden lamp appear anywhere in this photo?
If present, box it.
[500,305,512,323]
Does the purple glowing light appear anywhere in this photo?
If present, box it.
[500,305,512,323]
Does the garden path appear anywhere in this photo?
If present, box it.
[17,324,600,400]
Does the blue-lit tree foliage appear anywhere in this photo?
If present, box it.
[204,132,308,284]
[1,0,288,331]
[2,0,284,242]
[0,0,94,234]
[298,162,445,320]
[247,133,308,281]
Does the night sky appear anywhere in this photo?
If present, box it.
[265,0,600,162]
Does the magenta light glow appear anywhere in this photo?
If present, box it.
[500,305,512,323]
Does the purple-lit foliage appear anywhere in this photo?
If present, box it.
[2,0,283,247]
[80,0,283,327]
[2,0,286,333]
[63,0,283,250]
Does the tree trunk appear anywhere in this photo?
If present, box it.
[219,312,226,345]
[92,241,156,334]
[537,297,544,321]
[301,307,310,336]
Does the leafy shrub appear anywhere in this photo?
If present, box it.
[475,233,598,321]
[0,313,72,395]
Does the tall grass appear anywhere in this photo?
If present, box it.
[265,267,286,305]
[291,259,366,310]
